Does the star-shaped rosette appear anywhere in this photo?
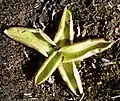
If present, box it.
[4,9,115,96]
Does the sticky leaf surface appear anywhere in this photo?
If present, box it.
[59,39,115,63]
[4,27,54,57]
[35,51,63,85]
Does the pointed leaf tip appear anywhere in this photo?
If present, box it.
[4,27,53,57]
[54,10,74,45]
[58,62,83,95]
[60,38,115,63]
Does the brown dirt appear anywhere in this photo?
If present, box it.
[0,0,120,101]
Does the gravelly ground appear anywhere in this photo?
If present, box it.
[0,0,120,101]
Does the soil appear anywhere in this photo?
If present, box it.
[0,0,120,101]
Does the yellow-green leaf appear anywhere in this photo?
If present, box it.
[59,38,115,63]
[4,27,54,57]
[54,10,74,45]
[37,28,56,46]
[58,62,83,95]
[35,51,63,85]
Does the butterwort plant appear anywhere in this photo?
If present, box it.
[4,9,115,96]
